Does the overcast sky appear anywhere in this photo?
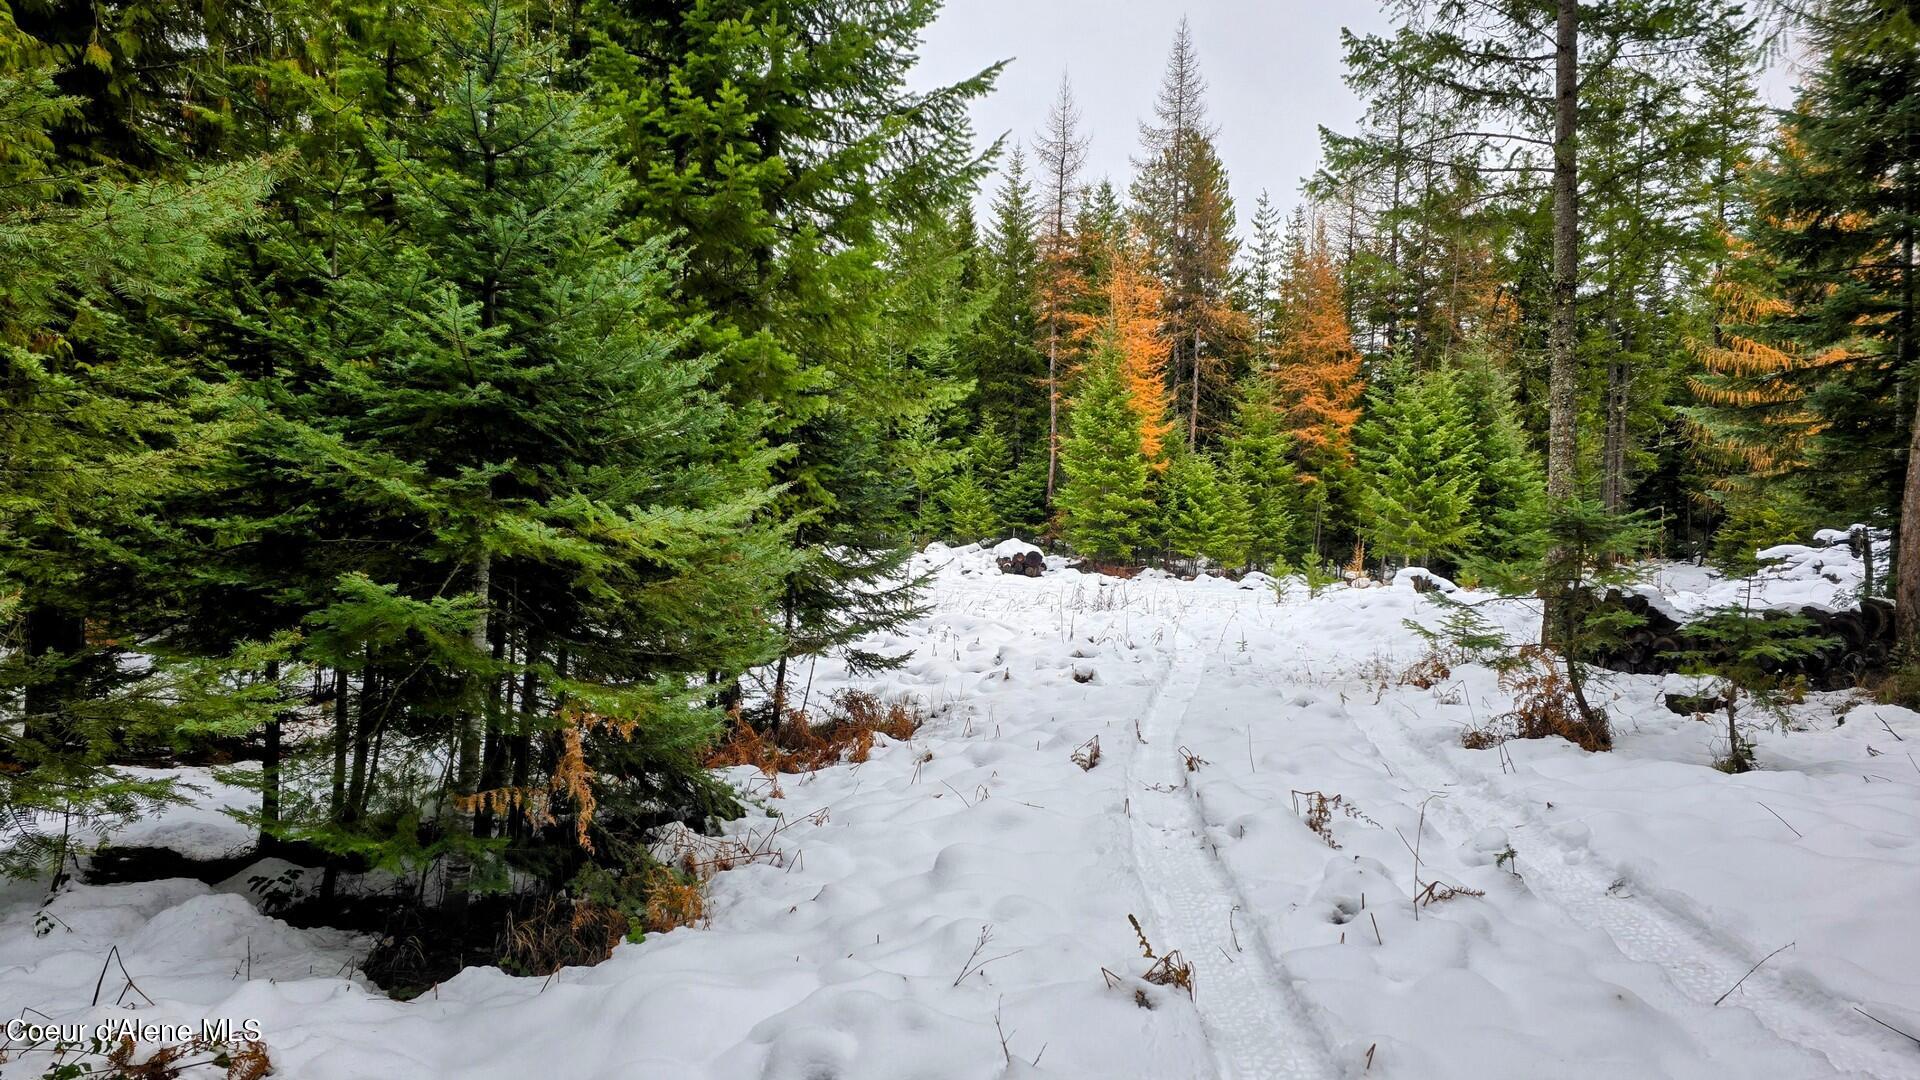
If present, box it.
[912,2,1807,224]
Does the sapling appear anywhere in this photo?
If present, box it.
[1668,609,1835,773]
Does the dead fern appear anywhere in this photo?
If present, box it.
[641,866,707,934]
[502,895,630,975]
[1495,645,1611,752]
[1144,951,1195,998]
[706,690,926,776]
[1399,652,1452,691]
[1291,789,1344,848]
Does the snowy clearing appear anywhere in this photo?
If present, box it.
[4,544,1918,1079]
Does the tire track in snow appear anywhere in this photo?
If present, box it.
[1126,632,1340,1080]
[1349,703,1913,1080]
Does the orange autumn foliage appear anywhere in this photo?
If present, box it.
[1073,241,1174,463]
[1270,229,1364,466]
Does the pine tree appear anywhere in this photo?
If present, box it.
[1057,343,1154,562]
[1354,362,1477,566]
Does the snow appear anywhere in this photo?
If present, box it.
[1391,567,1458,593]
[1636,537,1875,621]
[989,537,1045,561]
[3,545,1917,1078]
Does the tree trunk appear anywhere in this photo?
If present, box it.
[1543,0,1581,644]
[507,640,540,842]
[320,668,350,903]
[444,550,490,925]
[260,660,283,851]
[346,665,375,822]
[1189,326,1202,448]
[474,624,510,839]
[1046,332,1060,508]
[1603,356,1629,515]
[1898,196,1919,654]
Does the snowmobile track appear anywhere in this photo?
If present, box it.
[1349,701,1916,1080]
[1126,632,1341,1080]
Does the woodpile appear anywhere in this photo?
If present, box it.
[1588,591,1895,689]
[997,550,1045,577]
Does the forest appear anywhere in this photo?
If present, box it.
[2,1,1919,1076]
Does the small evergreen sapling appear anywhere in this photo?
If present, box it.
[1669,610,1835,773]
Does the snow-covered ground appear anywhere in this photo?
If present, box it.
[4,544,1918,1079]
[1639,531,1879,620]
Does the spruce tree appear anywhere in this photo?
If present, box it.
[974,150,1047,458]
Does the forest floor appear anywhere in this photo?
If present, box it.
[4,541,1919,1079]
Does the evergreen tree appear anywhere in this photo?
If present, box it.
[1036,74,1089,507]
[186,4,794,921]
[1742,1,1920,651]
[1242,191,1286,369]
[1220,377,1300,569]
[1057,343,1154,562]
[1159,444,1222,567]
[1454,350,1547,570]
[1355,362,1477,566]
[581,0,998,717]
[974,149,1047,458]
[0,53,272,873]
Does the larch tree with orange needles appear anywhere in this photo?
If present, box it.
[1269,223,1365,482]
[1068,239,1173,464]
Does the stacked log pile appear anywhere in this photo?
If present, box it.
[996,550,1045,577]
[1589,591,1895,689]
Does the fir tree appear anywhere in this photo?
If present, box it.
[1220,377,1300,569]
[1057,343,1154,562]
[0,55,272,873]
[975,149,1048,458]
[1453,350,1547,570]
[1159,444,1228,569]
[1354,362,1477,566]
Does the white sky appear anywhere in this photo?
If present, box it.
[913,1,1809,224]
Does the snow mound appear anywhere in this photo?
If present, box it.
[1392,566,1458,593]
[989,537,1043,560]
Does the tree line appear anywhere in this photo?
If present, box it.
[1,0,1916,969]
